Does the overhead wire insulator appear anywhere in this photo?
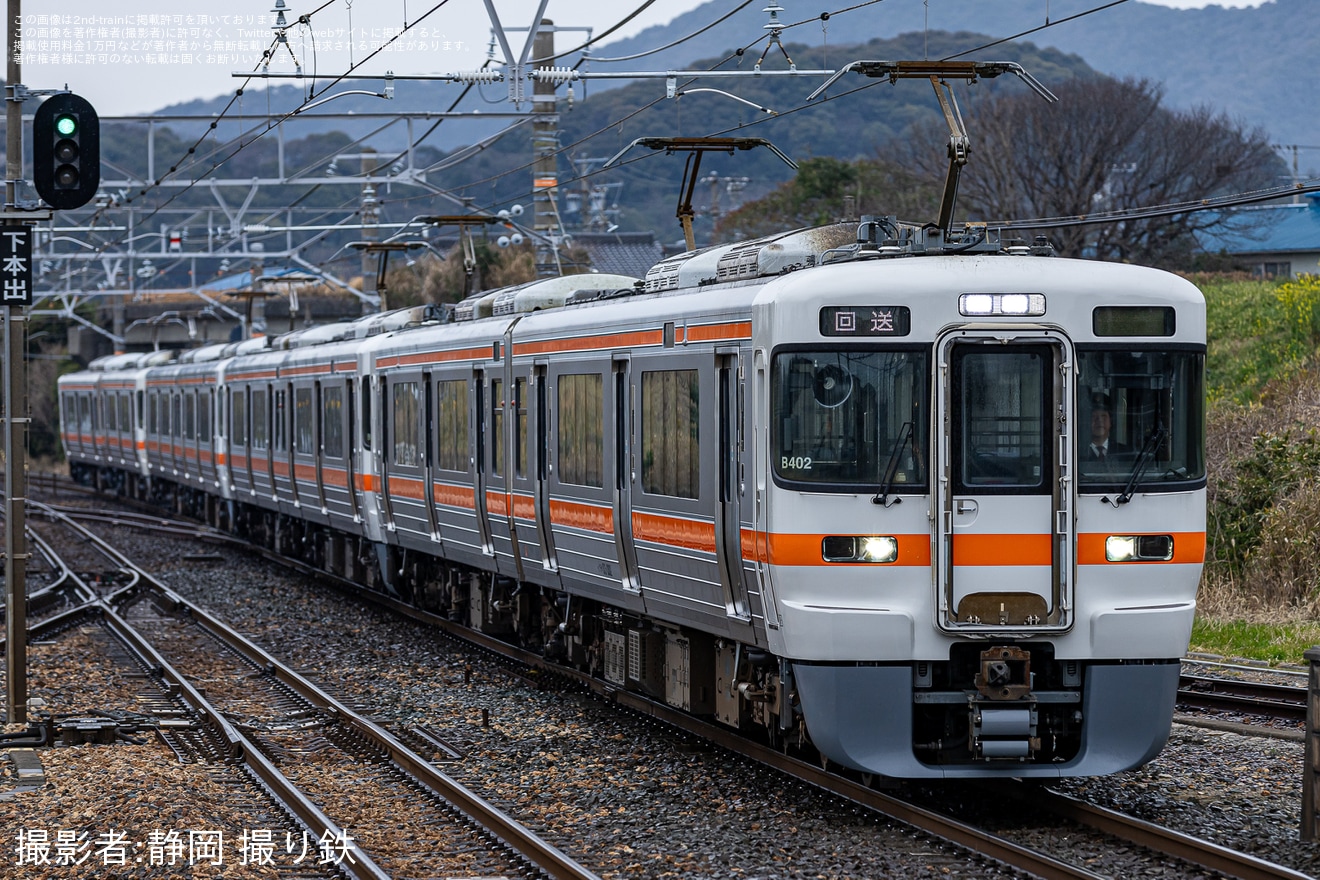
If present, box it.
[531,67,579,85]
[452,70,504,84]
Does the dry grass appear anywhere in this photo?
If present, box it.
[1201,362,1320,622]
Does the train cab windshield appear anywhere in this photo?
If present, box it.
[772,348,929,490]
[1076,347,1205,491]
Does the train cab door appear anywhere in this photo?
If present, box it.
[935,331,1074,632]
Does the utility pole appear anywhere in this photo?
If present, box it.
[531,20,559,277]
[361,147,381,310]
[5,0,29,725]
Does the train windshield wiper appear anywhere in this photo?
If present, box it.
[872,421,913,507]
[1112,425,1168,506]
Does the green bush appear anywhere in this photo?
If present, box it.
[1206,427,1320,578]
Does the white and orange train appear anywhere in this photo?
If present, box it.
[60,218,1207,778]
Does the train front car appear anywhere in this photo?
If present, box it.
[756,234,1206,778]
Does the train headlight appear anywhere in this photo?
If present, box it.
[1104,534,1174,562]
[822,535,898,564]
[959,293,1046,317]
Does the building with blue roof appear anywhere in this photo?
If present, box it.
[1197,194,1320,279]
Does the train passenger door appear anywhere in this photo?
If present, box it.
[504,362,544,580]
[473,367,494,555]
[293,383,322,511]
[480,367,521,578]
[377,377,395,530]
[273,383,298,508]
[612,356,640,592]
[382,374,430,538]
[346,379,361,521]
[935,331,1073,631]
[532,363,557,572]
[716,352,751,620]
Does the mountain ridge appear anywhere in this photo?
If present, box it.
[593,0,1313,154]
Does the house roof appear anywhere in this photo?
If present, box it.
[572,231,664,279]
[1198,194,1320,256]
[201,266,321,293]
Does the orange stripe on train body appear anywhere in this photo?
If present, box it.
[549,498,613,534]
[378,347,492,369]
[515,329,664,357]
[677,321,752,344]
[388,475,427,500]
[511,493,536,521]
[631,511,717,554]
[952,533,1053,567]
[320,466,350,488]
[433,482,476,510]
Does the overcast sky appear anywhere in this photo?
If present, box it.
[18,0,1268,116]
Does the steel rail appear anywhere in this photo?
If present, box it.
[40,486,1309,880]
[22,504,393,880]
[94,598,395,880]
[38,501,601,880]
[307,574,1108,880]
[1179,674,1307,722]
[1025,786,1314,880]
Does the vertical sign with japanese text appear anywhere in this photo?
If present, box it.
[0,226,32,308]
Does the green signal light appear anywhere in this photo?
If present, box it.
[55,114,77,137]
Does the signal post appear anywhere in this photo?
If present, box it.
[4,0,98,723]
[4,0,29,726]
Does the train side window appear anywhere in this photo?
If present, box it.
[491,378,504,474]
[199,389,211,441]
[184,391,197,440]
[119,394,131,436]
[772,349,928,490]
[558,373,603,488]
[514,377,528,479]
[323,385,344,459]
[294,386,314,454]
[105,393,118,433]
[251,388,267,449]
[273,389,286,452]
[641,369,700,499]
[171,393,182,439]
[1076,347,1205,489]
[392,380,420,467]
[361,378,372,452]
[435,379,468,471]
[136,391,144,431]
[232,389,248,446]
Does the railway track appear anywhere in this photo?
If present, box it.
[29,488,1313,880]
[10,501,600,880]
[1178,673,1308,723]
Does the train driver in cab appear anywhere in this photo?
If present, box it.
[1085,391,1129,463]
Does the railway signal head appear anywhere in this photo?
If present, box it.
[33,92,101,211]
